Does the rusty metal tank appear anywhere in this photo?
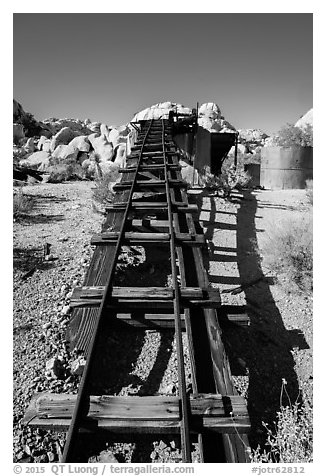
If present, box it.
[260,146,313,189]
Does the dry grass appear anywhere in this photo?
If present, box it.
[92,169,119,207]
[199,164,250,198]
[248,381,313,463]
[13,190,35,218]
[263,212,312,294]
[47,162,84,183]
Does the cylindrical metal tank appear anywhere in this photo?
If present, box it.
[260,146,313,189]
[244,163,261,187]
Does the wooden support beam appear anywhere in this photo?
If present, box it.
[23,393,250,434]
[70,286,221,310]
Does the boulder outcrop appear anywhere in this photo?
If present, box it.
[50,127,77,152]
[51,144,79,162]
[20,151,51,170]
[88,133,114,162]
[295,108,313,129]
[68,135,90,153]
[24,137,35,153]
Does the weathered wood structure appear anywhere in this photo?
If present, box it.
[23,119,250,462]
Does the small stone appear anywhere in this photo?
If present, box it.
[71,357,86,376]
[158,440,167,450]
[45,357,64,379]
[95,450,118,463]
[42,323,51,330]
[47,451,55,462]
[61,305,70,315]
[160,383,176,394]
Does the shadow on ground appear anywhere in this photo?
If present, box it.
[196,189,309,451]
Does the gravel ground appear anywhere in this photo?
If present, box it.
[13,182,313,462]
[13,181,196,463]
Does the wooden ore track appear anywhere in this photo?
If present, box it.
[23,118,251,463]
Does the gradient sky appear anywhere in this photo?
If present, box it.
[13,13,312,135]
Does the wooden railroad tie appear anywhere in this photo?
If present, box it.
[113,179,188,192]
[91,232,205,246]
[119,164,181,173]
[23,393,250,434]
[105,202,198,213]
[69,286,221,310]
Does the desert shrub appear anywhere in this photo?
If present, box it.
[249,402,313,463]
[305,179,313,205]
[92,171,118,207]
[200,164,250,198]
[248,380,312,463]
[274,123,313,147]
[13,190,35,218]
[264,213,312,294]
[47,157,84,183]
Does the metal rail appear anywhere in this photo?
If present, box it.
[161,119,191,462]
[62,120,154,462]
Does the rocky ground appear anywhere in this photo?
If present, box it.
[13,181,313,462]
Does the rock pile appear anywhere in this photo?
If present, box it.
[198,102,236,133]
[13,98,276,179]
[13,99,137,179]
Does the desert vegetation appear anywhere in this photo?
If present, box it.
[274,123,313,148]
[248,382,313,463]
[13,189,35,219]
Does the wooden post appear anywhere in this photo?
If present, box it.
[234,133,238,169]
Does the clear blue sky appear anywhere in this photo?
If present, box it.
[13,13,312,135]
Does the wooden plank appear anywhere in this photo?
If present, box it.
[23,393,250,434]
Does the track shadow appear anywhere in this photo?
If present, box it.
[222,190,308,450]
[194,189,309,451]
[17,213,65,225]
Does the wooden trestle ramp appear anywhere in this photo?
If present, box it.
[23,119,251,462]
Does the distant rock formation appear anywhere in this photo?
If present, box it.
[238,129,268,144]
[131,102,192,121]
[13,98,273,180]
[13,98,136,178]
[295,108,313,129]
